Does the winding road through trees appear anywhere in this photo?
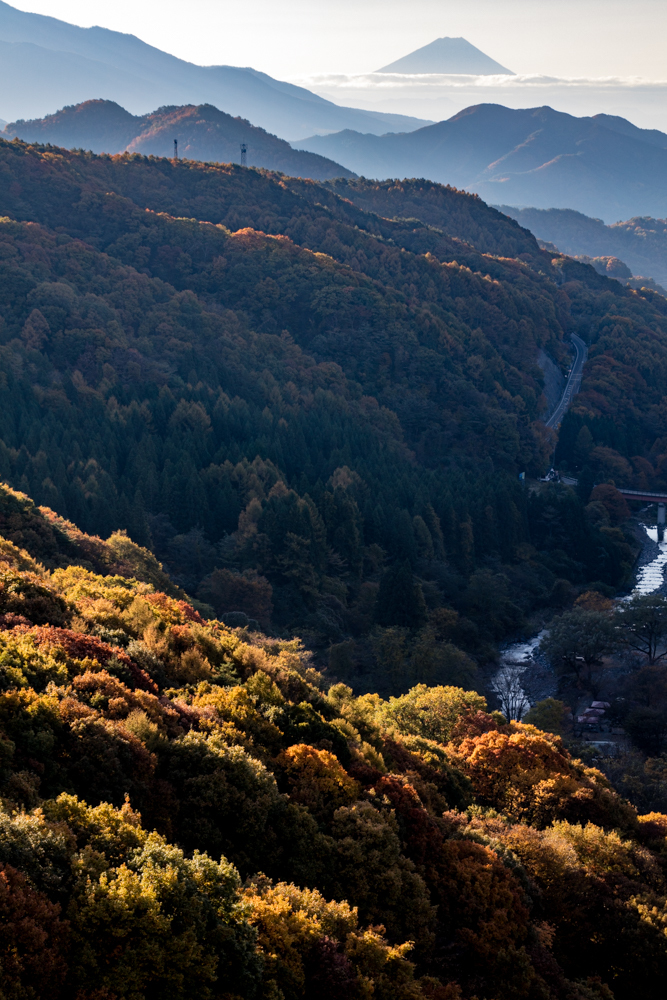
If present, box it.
[546,334,588,430]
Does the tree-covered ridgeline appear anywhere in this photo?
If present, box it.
[0,142,656,648]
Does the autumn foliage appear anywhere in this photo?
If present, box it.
[2,142,667,996]
[0,138,652,665]
[0,493,662,997]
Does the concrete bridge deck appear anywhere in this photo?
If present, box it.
[617,488,667,503]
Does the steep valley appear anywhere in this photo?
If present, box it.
[1,127,667,1000]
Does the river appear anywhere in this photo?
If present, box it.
[492,522,666,719]
[633,525,667,595]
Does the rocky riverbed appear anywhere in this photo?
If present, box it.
[491,518,667,719]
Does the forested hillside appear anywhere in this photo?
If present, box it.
[3,100,357,180]
[498,205,667,289]
[0,140,666,666]
[1,484,667,999]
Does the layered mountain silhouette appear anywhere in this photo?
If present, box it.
[5,99,142,153]
[498,205,667,289]
[0,0,429,139]
[295,104,667,221]
[378,37,513,75]
[2,100,355,180]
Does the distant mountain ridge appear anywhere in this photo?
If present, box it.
[497,205,667,288]
[2,100,355,180]
[6,99,141,153]
[0,0,431,139]
[294,104,667,222]
[378,36,514,75]
[592,113,667,150]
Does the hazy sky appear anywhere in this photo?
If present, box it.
[8,0,667,80]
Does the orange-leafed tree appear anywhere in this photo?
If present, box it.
[276,743,360,823]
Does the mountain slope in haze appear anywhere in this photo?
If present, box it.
[592,113,667,150]
[0,0,430,139]
[4,99,142,153]
[569,254,667,296]
[378,36,514,74]
[295,104,667,222]
[127,105,355,178]
[498,205,667,288]
[3,100,356,180]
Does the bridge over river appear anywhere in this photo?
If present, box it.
[494,338,667,719]
[616,488,667,503]
[539,340,667,530]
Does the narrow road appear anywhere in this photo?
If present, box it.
[545,334,588,430]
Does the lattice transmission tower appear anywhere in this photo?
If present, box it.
[240,143,247,167]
